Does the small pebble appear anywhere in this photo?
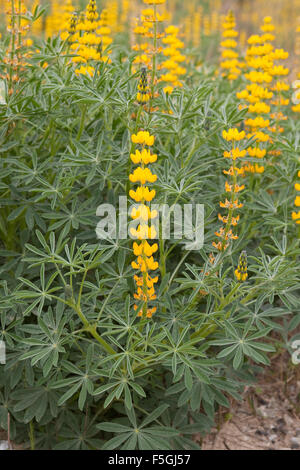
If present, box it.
[0,441,10,451]
[257,406,269,418]
[255,429,268,436]
[257,397,268,406]
[290,437,300,450]
[284,414,294,427]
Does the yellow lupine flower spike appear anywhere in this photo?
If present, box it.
[213,129,246,252]
[292,171,300,226]
[130,126,158,318]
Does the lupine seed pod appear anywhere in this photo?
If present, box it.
[69,12,78,38]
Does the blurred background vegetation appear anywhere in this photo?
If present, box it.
[1,0,300,74]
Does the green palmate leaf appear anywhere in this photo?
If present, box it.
[124,384,132,410]
[141,404,169,428]
[101,433,132,450]
[93,382,119,396]
[97,422,132,433]
[144,426,179,438]
[129,381,146,398]
[58,383,82,406]
[121,433,138,450]
[78,384,87,411]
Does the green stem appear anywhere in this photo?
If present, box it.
[50,294,116,357]
[127,106,143,197]
[159,228,166,278]
[77,269,88,308]
[71,301,116,355]
[29,421,35,450]
[96,279,121,322]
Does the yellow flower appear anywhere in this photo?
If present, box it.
[248,35,264,45]
[224,166,245,176]
[165,25,179,35]
[223,148,247,160]
[143,0,166,4]
[134,286,157,302]
[130,224,157,240]
[223,30,238,38]
[163,85,174,94]
[271,81,290,92]
[130,126,159,317]
[248,131,270,143]
[248,102,270,114]
[220,199,243,209]
[245,117,270,128]
[133,241,158,256]
[222,50,238,59]
[75,65,95,76]
[243,163,265,174]
[270,65,289,77]
[221,39,237,48]
[271,49,289,60]
[225,182,245,193]
[131,205,158,221]
[134,306,157,318]
[129,167,157,185]
[292,211,300,224]
[222,128,245,141]
[245,71,272,84]
[131,255,158,272]
[130,148,157,165]
[134,274,159,289]
[247,147,266,158]
[129,186,156,202]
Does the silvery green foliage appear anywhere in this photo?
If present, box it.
[0,36,299,450]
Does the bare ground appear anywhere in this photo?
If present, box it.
[201,352,300,450]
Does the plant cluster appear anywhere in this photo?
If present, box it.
[0,0,299,451]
